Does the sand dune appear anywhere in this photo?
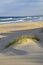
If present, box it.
[0,21,43,65]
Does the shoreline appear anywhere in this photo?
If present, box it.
[0,20,43,24]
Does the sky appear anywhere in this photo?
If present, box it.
[0,0,43,16]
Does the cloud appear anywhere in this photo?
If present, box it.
[0,0,43,16]
[0,0,16,5]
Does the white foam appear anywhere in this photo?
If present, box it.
[0,18,13,21]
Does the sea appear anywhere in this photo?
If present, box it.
[0,15,43,23]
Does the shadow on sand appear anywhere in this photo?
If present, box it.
[0,48,28,55]
[0,27,43,55]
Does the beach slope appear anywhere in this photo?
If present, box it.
[0,21,43,65]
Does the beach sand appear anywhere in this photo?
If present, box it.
[0,21,43,65]
[0,21,43,33]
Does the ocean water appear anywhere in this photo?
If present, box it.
[0,15,43,23]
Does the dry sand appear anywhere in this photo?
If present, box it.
[0,21,43,33]
[0,21,43,65]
